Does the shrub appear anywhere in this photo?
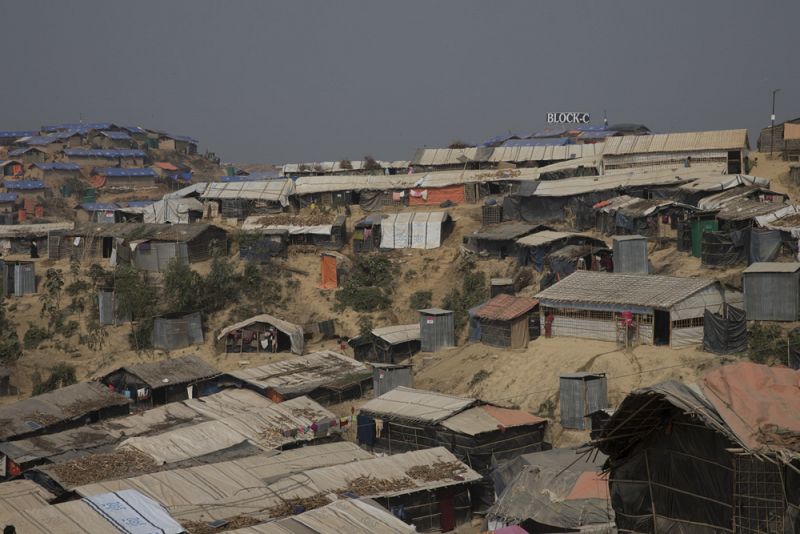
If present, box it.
[162,258,203,314]
[32,363,77,395]
[0,296,21,363]
[442,270,487,333]
[24,325,49,349]
[334,255,395,312]
[409,290,432,311]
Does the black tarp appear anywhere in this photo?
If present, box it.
[701,231,745,266]
[358,190,386,211]
[749,228,782,264]
[703,305,747,354]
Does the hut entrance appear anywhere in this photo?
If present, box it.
[654,310,670,345]
[102,237,114,258]
[727,151,742,174]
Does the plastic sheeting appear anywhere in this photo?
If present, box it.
[703,305,747,354]
[83,490,183,534]
[701,231,745,266]
[152,312,203,351]
[748,228,782,264]
[380,212,448,249]
[319,254,337,289]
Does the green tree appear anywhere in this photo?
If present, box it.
[32,363,77,395]
[113,264,159,351]
[39,268,65,323]
[0,294,21,363]
[202,253,241,313]
[163,258,203,314]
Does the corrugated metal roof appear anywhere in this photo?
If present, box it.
[3,180,45,189]
[0,382,129,441]
[536,271,716,309]
[417,308,451,315]
[440,405,545,436]
[64,148,145,158]
[360,386,477,423]
[225,350,370,396]
[32,162,80,171]
[107,355,218,389]
[603,129,748,155]
[473,294,539,321]
[231,499,417,534]
[371,323,421,345]
[742,262,800,274]
[94,167,156,178]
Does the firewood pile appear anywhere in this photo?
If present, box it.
[267,493,331,518]
[406,460,468,482]
[47,447,157,487]
[341,474,415,496]
[183,515,262,534]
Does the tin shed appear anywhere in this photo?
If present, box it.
[742,262,800,321]
[372,363,414,396]
[1,261,36,296]
[490,278,514,297]
[471,295,539,349]
[418,308,454,352]
[559,373,608,430]
[612,235,648,273]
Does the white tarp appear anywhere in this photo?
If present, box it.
[83,490,183,534]
[380,211,448,249]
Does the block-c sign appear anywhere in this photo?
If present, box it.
[547,112,591,124]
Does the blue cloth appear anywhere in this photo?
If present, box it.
[356,414,374,446]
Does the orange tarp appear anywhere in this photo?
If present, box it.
[320,254,337,289]
[408,184,465,206]
[88,175,107,189]
[482,405,546,427]
[700,361,800,452]
[784,122,800,141]
[565,471,609,501]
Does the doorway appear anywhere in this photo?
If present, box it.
[654,310,670,345]
[727,151,742,174]
[102,237,113,258]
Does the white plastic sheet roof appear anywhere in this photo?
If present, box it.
[217,313,305,354]
[379,211,449,249]
[201,179,294,206]
[0,480,54,520]
[229,498,417,534]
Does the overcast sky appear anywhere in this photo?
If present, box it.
[1,1,798,163]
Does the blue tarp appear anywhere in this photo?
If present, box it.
[468,302,488,342]
[80,203,119,211]
[23,136,59,146]
[220,171,281,182]
[123,200,155,208]
[0,193,18,202]
[65,148,145,158]
[356,414,374,446]
[96,167,156,178]
[0,130,37,138]
[33,162,81,171]
[42,122,114,133]
[4,180,44,190]
[100,131,131,140]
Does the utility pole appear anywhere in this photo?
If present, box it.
[771,89,781,158]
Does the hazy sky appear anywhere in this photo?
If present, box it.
[1,1,798,163]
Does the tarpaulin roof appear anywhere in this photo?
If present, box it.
[0,193,18,202]
[159,133,198,144]
[223,351,370,396]
[501,138,572,147]
[201,179,294,207]
[217,314,305,355]
[94,167,156,178]
[104,355,218,389]
[488,448,613,529]
[469,221,541,241]
[379,211,450,250]
[3,179,44,189]
[23,135,60,146]
[489,143,604,164]
[371,323,421,345]
[231,498,417,534]
[0,381,129,441]
[220,171,281,181]
[76,443,373,523]
[440,405,546,436]
[0,480,55,518]
[153,161,179,171]
[472,294,539,321]
[536,271,717,310]
[43,122,115,132]
[79,203,119,211]
[8,147,46,156]
[0,221,73,238]
[64,148,145,158]
[700,361,800,454]
[360,386,477,423]
[32,162,81,171]
[0,490,183,534]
